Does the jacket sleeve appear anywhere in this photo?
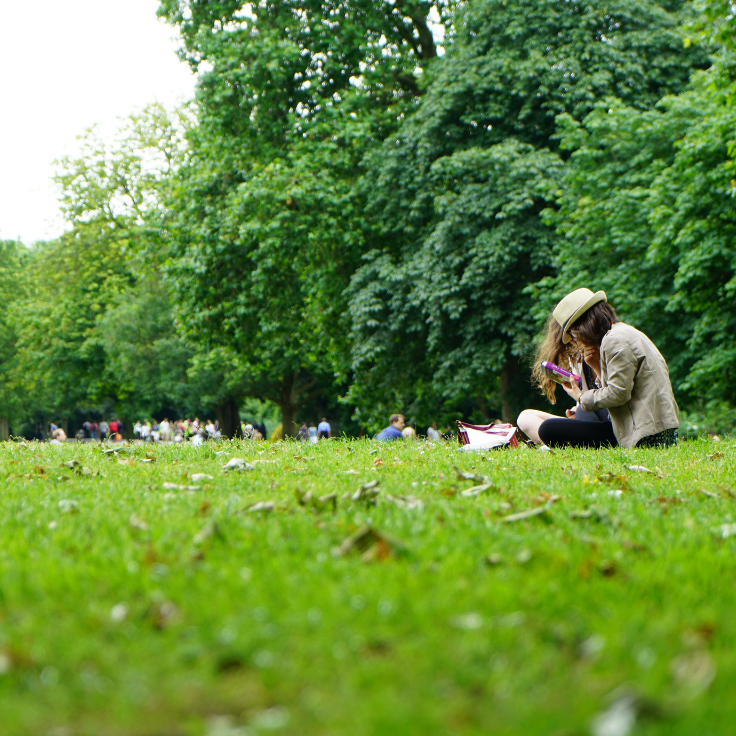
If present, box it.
[579,342,638,411]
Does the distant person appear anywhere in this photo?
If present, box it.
[427,422,441,441]
[51,427,67,443]
[402,425,417,441]
[160,419,171,442]
[308,422,318,444]
[254,420,267,440]
[297,422,309,441]
[134,421,142,440]
[99,420,109,439]
[109,420,119,438]
[141,421,151,442]
[205,420,216,438]
[376,414,405,441]
[152,422,160,443]
[90,421,98,440]
[318,417,331,439]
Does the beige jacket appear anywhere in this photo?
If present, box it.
[579,323,679,448]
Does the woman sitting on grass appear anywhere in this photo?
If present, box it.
[517,288,679,449]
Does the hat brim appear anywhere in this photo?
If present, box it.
[561,291,607,343]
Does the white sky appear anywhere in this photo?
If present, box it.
[0,0,196,244]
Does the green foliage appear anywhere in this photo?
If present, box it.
[545,64,736,406]
[158,0,458,433]
[349,0,704,425]
[0,240,29,433]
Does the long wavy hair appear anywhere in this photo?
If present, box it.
[531,314,582,404]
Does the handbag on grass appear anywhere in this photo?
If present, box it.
[456,421,519,451]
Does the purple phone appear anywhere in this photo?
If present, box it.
[541,361,581,387]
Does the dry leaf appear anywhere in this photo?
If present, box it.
[454,467,490,484]
[626,465,653,474]
[460,483,496,498]
[223,458,255,472]
[192,473,214,483]
[129,514,149,532]
[671,650,716,694]
[385,494,424,510]
[500,504,552,523]
[352,480,381,502]
[58,499,79,514]
[162,482,200,491]
[333,524,406,561]
[248,501,274,513]
[193,521,220,546]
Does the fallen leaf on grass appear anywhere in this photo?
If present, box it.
[626,465,663,478]
[716,523,736,539]
[129,514,149,532]
[352,480,381,502]
[248,502,274,513]
[192,521,220,546]
[460,483,496,498]
[671,650,716,695]
[295,488,337,511]
[707,453,724,460]
[516,549,533,564]
[698,489,719,499]
[500,504,552,523]
[147,600,178,630]
[569,509,612,524]
[591,691,638,736]
[222,458,255,472]
[485,553,503,566]
[58,499,79,514]
[373,457,384,467]
[61,460,80,469]
[162,482,201,491]
[191,473,214,483]
[110,603,128,623]
[333,524,406,561]
[454,467,490,484]
[385,494,424,510]
[449,612,483,630]
[532,492,561,505]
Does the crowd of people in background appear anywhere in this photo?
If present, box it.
[35,413,448,443]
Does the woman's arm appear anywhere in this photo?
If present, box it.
[579,343,638,411]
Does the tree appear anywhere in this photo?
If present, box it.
[0,240,28,439]
[158,0,458,434]
[9,105,205,433]
[348,0,708,424]
[543,46,736,409]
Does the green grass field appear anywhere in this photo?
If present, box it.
[0,437,733,736]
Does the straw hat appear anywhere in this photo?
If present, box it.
[553,288,607,343]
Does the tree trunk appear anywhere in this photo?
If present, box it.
[215,397,240,439]
[0,417,9,441]
[278,400,296,438]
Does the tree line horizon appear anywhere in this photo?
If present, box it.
[1,0,734,440]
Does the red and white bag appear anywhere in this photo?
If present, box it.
[456,421,519,451]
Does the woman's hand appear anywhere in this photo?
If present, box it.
[564,380,583,402]
[565,406,577,419]
[584,346,602,377]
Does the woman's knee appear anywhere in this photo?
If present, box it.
[517,410,536,434]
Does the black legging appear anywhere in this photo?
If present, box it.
[538,412,618,448]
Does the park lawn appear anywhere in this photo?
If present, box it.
[0,437,733,736]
